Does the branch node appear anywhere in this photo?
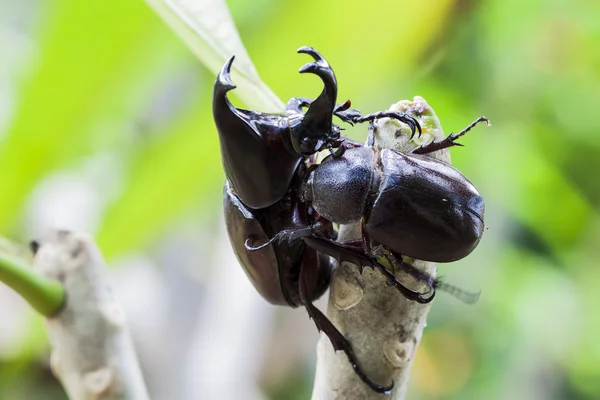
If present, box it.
[383,338,414,369]
[331,270,364,310]
[83,367,113,395]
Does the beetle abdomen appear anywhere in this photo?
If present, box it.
[224,185,292,305]
[365,149,484,262]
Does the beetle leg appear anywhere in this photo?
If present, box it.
[245,224,322,251]
[303,237,373,275]
[327,143,346,158]
[362,228,434,303]
[333,101,363,126]
[371,254,435,304]
[367,122,376,147]
[303,237,434,303]
[387,251,480,304]
[298,259,394,394]
[434,278,481,304]
[348,111,422,139]
[411,116,490,155]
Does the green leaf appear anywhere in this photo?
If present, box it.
[0,0,178,231]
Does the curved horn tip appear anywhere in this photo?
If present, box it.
[297,45,316,53]
[298,62,318,74]
[297,46,324,61]
[217,55,237,89]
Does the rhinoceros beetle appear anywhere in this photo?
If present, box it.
[214,47,487,394]
[213,46,421,209]
[300,118,488,262]
[252,116,488,304]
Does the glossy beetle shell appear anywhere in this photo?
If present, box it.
[366,149,484,262]
[224,182,332,307]
[214,61,303,209]
[309,147,485,263]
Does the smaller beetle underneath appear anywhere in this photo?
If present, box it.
[214,46,489,394]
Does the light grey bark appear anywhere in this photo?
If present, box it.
[33,230,149,400]
[312,97,451,400]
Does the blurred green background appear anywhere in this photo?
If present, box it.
[1,0,599,399]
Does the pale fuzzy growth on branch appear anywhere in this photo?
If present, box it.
[312,97,450,400]
[32,230,149,400]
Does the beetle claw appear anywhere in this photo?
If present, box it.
[344,110,422,140]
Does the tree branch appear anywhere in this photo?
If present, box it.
[32,230,149,400]
[312,97,451,399]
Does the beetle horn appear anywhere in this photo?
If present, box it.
[294,47,338,153]
[213,55,262,144]
[215,56,236,91]
[213,56,270,192]
[213,56,241,122]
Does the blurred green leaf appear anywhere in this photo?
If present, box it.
[0,0,179,231]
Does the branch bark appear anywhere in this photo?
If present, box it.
[33,230,149,400]
[312,97,451,399]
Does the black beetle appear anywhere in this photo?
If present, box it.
[213,46,487,394]
[212,46,421,209]
[301,120,487,264]
[256,116,489,304]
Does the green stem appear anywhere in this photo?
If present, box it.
[0,250,65,316]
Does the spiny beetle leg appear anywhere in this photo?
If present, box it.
[303,236,374,275]
[245,224,322,251]
[367,121,376,147]
[298,262,394,394]
[411,116,490,155]
[333,101,362,126]
[373,255,435,304]
[349,111,422,139]
[388,251,480,304]
[302,236,434,303]
[434,278,481,304]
